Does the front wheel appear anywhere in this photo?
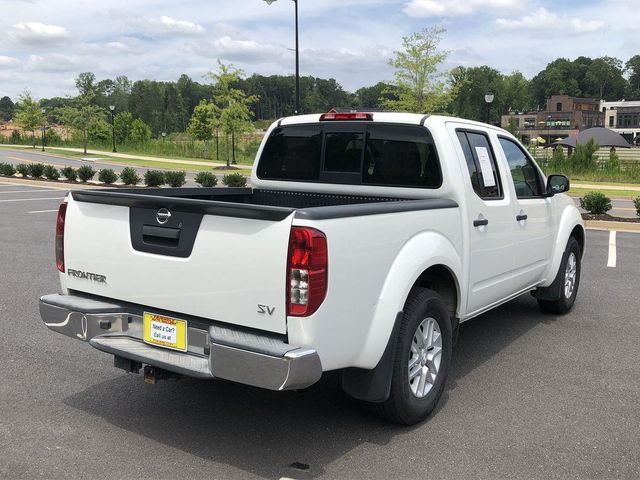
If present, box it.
[374,288,452,425]
[537,236,581,314]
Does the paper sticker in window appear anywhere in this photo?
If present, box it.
[475,146,496,187]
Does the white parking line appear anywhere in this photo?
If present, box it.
[0,189,62,194]
[27,209,59,214]
[607,230,617,268]
[0,197,65,203]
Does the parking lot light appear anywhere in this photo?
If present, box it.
[109,105,116,153]
[41,108,46,152]
[263,0,300,115]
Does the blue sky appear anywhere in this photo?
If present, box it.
[0,0,638,100]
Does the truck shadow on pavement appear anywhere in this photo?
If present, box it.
[63,294,548,479]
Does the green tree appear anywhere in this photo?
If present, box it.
[625,55,640,97]
[354,82,398,110]
[0,96,15,121]
[384,26,450,113]
[502,71,532,113]
[130,118,152,143]
[14,92,45,148]
[57,103,106,153]
[187,100,217,156]
[585,56,625,100]
[75,72,97,102]
[208,61,258,166]
[114,111,134,143]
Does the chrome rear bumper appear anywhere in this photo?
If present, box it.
[39,294,322,391]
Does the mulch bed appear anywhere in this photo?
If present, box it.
[582,213,639,223]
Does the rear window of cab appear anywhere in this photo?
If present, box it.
[256,123,442,189]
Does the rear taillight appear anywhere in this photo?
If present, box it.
[287,227,328,317]
[55,202,67,273]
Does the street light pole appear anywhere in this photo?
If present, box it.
[109,105,116,153]
[264,0,300,115]
[484,92,494,125]
[41,108,46,152]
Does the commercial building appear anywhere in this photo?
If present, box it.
[501,95,605,144]
[599,99,640,144]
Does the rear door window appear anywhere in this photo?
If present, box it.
[257,122,441,188]
[456,130,502,199]
[363,125,441,188]
[257,125,321,181]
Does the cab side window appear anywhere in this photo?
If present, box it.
[456,130,502,199]
[498,137,544,198]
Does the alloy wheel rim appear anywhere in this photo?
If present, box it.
[408,317,442,398]
[564,252,577,299]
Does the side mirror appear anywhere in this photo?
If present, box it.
[546,174,570,196]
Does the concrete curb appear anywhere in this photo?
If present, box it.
[0,176,106,190]
[585,220,640,234]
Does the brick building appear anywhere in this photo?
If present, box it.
[501,95,605,144]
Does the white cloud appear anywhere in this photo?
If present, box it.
[495,7,604,33]
[125,15,205,37]
[10,22,70,45]
[0,56,21,68]
[404,0,525,17]
[25,53,92,73]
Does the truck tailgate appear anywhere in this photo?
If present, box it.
[61,191,295,334]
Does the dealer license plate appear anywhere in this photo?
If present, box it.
[143,312,187,352]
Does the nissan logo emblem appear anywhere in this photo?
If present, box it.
[156,208,171,225]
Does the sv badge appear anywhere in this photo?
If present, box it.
[257,304,275,316]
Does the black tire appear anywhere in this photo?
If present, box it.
[537,236,581,314]
[375,288,452,425]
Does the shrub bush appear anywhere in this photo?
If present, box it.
[195,171,217,187]
[43,165,60,181]
[222,172,247,187]
[579,191,612,215]
[570,139,598,173]
[0,163,16,176]
[61,166,77,182]
[77,165,96,182]
[98,168,118,184]
[603,150,620,173]
[16,164,29,177]
[634,197,640,218]
[164,170,186,188]
[28,163,45,179]
[144,170,165,187]
[120,167,141,186]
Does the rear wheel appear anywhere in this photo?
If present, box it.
[375,288,452,425]
[537,237,581,314]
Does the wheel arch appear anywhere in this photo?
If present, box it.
[341,232,461,403]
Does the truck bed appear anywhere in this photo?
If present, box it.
[71,187,457,221]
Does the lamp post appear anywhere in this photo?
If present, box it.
[109,105,116,153]
[484,92,494,124]
[263,0,300,115]
[41,108,46,152]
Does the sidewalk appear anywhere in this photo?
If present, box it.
[1,144,242,169]
[572,182,640,192]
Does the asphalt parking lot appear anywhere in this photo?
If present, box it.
[1,183,639,480]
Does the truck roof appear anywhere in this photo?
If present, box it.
[278,112,509,135]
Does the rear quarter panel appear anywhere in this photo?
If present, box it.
[287,207,462,371]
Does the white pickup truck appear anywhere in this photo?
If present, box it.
[40,112,584,425]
